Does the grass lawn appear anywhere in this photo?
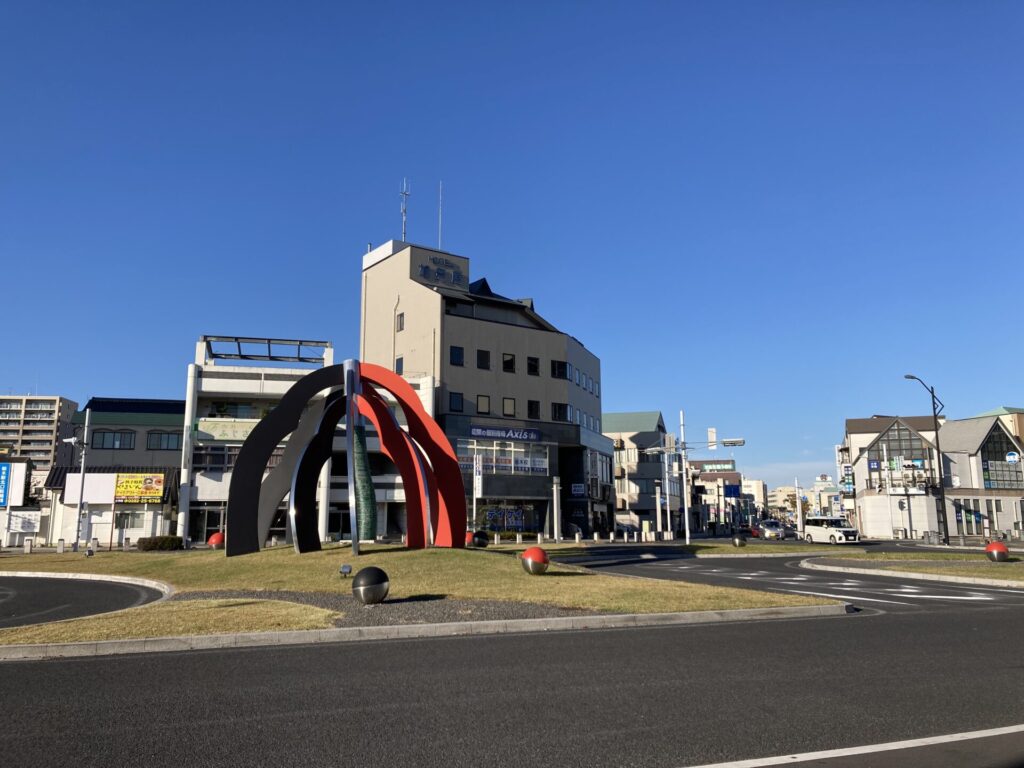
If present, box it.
[0,544,833,644]
[0,599,337,645]
[834,550,1024,581]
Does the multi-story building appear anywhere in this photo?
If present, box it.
[177,336,336,544]
[604,411,681,534]
[361,240,614,536]
[838,414,1024,540]
[44,397,184,547]
[741,478,767,516]
[0,395,77,503]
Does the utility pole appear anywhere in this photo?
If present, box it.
[679,410,690,545]
[72,408,91,552]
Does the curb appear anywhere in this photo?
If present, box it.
[800,559,1024,589]
[0,603,848,662]
[0,570,174,598]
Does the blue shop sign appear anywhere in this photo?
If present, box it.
[868,460,880,471]
[470,425,542,442]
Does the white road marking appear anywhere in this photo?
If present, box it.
[909,594,993,601]
[678,722,1024,768]
[785,589,913,605]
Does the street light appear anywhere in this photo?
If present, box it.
[904,374,949,545]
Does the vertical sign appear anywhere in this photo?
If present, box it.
[0,462,10,507]
[707,427,717,450]
[473,454,483,497]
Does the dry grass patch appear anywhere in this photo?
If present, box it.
[1,545,832,615]
[0,599,337,645]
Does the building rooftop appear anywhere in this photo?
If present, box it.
[601,411,666,434]
[973,406,1024,417]
[845,415,937,435]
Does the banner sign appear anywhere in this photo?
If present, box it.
[571,483,586,497]
[0,463,9,507]
[114,473,165,503]
[724,484,741,498]
[473,454,482,497]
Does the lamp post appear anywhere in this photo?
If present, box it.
[904,374,949,545]
[64,407,91,552]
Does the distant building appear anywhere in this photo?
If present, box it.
[45,397,184,547]
[361,241,613,536]
[838,414,1024,540]
[604,411,681,534]
[0,395,77,504]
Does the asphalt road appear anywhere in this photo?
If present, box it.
[563,545,1024,615]
[3,595,1024,767]
[0,576,163,628]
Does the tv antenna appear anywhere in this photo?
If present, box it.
[400,178,410,242]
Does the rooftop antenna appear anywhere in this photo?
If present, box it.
[400,178,410,242]
[438,180,443,250]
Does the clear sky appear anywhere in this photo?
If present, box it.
[3,1,1022,488]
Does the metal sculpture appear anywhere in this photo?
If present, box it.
[352,566,390,605]
[521,546,549,575]
[225,360,467,556]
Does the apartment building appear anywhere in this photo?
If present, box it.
[604,411,681,534]
[0,394,77,503]
[360,241,614,536]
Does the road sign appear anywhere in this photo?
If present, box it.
[472,454,482,497]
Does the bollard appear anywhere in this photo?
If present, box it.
[516,533,523,544]
[575,532,581,544]
[123,537,131,551]
[91,537,99,552]
[609,532,616,542]
[57,538,65,554]
[23,539,33,554]
[271,535,278,547]
[494,533,500,546]
[537,533,544,544]
[593,532,600,542]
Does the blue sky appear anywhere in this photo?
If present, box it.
[2,1,1022,488]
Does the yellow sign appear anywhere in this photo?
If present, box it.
[114,473,164,503]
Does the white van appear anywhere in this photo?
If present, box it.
[803,517,859,544]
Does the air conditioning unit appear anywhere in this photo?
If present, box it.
[613,438,625,450]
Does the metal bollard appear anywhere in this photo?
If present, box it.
[91,538,99,552]
[23,539,33,554]
[57,539,65,554]
[537,533,544,544]
[575,532,581,544]
[516,533,523,544]
[593,532,600,542]
[494,533,500,546]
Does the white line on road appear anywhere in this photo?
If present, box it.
[679,722,1024,768]
[785,589,913,605]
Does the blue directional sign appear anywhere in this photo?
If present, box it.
[0,462,9,507]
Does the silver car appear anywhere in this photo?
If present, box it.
[758,520,786,540]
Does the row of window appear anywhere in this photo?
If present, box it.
[91,431,183,451]
[448,392,601,430]
[444,346,599,395]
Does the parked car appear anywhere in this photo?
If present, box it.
[615,523,639,535]
[783,523,798,539]
[758,520,785,540]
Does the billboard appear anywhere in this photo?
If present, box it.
[0,462,9,506]
[114,473,165,503]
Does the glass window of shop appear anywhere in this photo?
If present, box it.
[456,438,549,475]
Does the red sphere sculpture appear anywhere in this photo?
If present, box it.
[985,541,1010,563]
[521,546,549,575]
[207,531,226,550]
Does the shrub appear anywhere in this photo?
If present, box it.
[136,535,184,551]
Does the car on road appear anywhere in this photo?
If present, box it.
[758,520,785,540]
[783,523,798,539]
[803,516,859,544]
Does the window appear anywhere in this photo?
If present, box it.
[395,312,405,332]
[449,392,464,412]
[551,403,569,422]
[595,381,600,397]
[527,357,539,376]
[575,369,580,386]
[450,346,464,367]
[477,350,490,370]
[476,395,490,415]
[527,400,540,420]
[503,398,515,417]
[551,360,568,379]
[147,432,182,451]
[394,356,404,375]
[502,353,515,373]
[92,431,135,450]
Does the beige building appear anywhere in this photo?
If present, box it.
[604,411,681,535]
[361,241,614,535]
[0,394,77,503]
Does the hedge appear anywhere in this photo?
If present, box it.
[136,535,184,551]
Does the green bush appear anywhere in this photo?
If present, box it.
[136,535,184,551]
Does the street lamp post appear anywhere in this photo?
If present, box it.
[905,374,949,545]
